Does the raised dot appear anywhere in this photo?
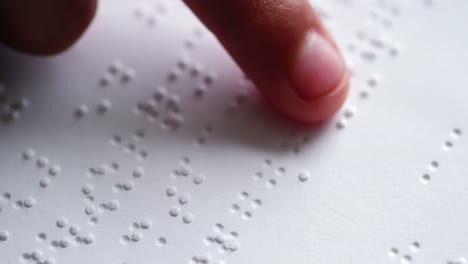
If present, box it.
[122,67,136,82]
[22,148,36,160]
[56,217,68,228]
[252,199,262,208]
[44,258,56,264]
[214,234,227,244]
[82,184,94,195]
[140,218,152,229]
[107,200,120,211]
[239,191,249,200]
[230,204,240,213]
[48,165,61,176]
[0,231,9,241]
[253,172,263,180]
[214,223,224,232]
[266,179,277,188]
[298,170,311,182]
[169,207,180,217]
[156,237,167,247]
[75,104,89,118]
[39,177,51,188]
[193,175,205,185]
[97,99,112,114]
[59,239,70,248]
[182,213,194,224]
[36,157,49,168]
[199,254,211,264]
[429,161,439,171]
[84,205,96,215]
[109,60,124,75]
[31,250,43,260]
[24,197,36,208]
[83,233,95,244]
[410,241,421,252]
[122,180,135,191]
[133,167,144,178]
[131,232,142,242]
[37,233,47,241]
[452,128,462,138]
[69,225,80,236]
[242,211,253,220]
[402,255,412,263]
[443,141,454,151]
[99,73,113,87]
[166,187,177,197]
[179,194,191,205]
[421,174,431,184]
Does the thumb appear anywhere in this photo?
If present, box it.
[184,0,349,123]
[0,0,97,55]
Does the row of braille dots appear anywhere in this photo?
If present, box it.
[133,2,167,27]
[252,159,286,188]
[86,162,121,179]
[0,84,30,123]
[347,30,402,64]
[370,1,401,29]
[336,73,381,130]
[388,241,421,264]
[99,60,135,88]
[21,250,56,264]
[229,191,262,221]
[420,128,462,184]
[198,223,240,263]
[277,130,311,154]
[1,192,36,210]
[110,131,148,160]
[172,157,206,185]
[45,218,95,249]
[184,27,205,51]
[135,86,184,131]
[74,99,113,119]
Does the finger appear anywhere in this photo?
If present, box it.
[184,0,349,123]
[0,0,97,55]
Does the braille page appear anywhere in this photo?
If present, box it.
[1,0,467,263]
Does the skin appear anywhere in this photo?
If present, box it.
[0,0,349,124]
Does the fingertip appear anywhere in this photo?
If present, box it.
[0,0,97,55]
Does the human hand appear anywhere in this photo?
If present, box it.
[0,0,349,123]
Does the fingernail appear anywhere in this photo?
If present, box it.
[290,31,345,100]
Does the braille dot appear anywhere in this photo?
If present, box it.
[82,184,94,195]
[83,234,95,244]
[193,175,205,185]
[421,174,431,184]
[429,161,439,171]
[140,218,152,229]
[410,241,421,252]
[239,191,249,200]
[223,238,240,252]
[298,171,311,182]
[190,63,203,77]
[402,255,412,263]
[22,148,36,160]
[75,104,89,118]
[443,141,454,151]
[166,187,177,197]
[203,73,216,86]
[107,200,120,211]
[39,177,51,188]
[59,239,70,248]
[253,172,263,180]
[56,217,68,228]
[44,258,56,264]
[199,254,211,264]
[252,199,262,208]
[230,204,240,213]
[156,237,167,247]
[266,179,277,188]
[122,67,136,82]
[214,223,224,232]
[167,69,180,82]
[37,157,49,168]
[69,225,80,236]
[242,211,253,220]
[15,200,24,208]
[214,235,227,244]
[122,180,135,191]
[452,128,462,138]
[37,233,47,241]
[169,207,180,217]
[179,194,191,205]
[336,119,347,130]
[24,197,36,208]
[133,167,144,178]
[109,60,124,75]
[0,231,9,241]
[131,232,142,242]
[99,74,113,87]
[111,134,122,145]
[97,99,112,114]
[85,205,96,215]
[48,165,61,176]
[31,250,43,260]
[182,213,194,224]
